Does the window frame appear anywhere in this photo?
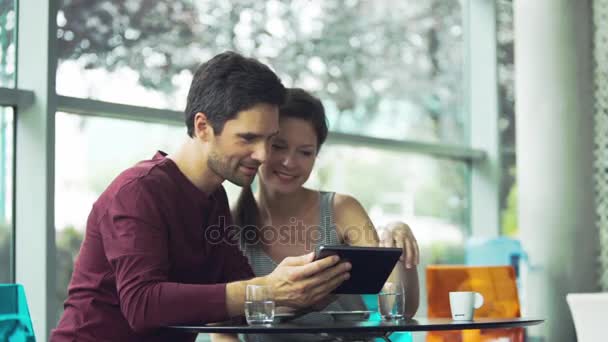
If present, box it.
[6,0,502,339]
[0,103,20,284]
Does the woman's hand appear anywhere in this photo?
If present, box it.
[378,221,420,268]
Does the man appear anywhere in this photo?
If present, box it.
[51,52,351,341]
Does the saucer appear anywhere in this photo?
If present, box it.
[273,312,298,323]
[324,310,372,322]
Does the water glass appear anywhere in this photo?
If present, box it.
[378,281,405,320]
[245,285,275,324]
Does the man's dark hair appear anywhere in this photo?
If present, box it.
[184,51,286,136]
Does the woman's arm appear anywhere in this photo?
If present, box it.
[333,194,420,318]
[377,221,420,317]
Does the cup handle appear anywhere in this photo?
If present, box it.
[474,292,484,309]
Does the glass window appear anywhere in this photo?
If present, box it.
[55,111,469,324]
[497,0,514,149]
[307,145,469,264]
[54,112,243,319]
[497,0,517,236]
[306,144,468,325]
[500,152,517,237]
[0,107,14,283]
[57,0,465,144]
[0,0,16,88]
[0,0,16,283]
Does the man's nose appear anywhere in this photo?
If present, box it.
[251,141,269,163]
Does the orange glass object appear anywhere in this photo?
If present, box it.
[426,265,524,342]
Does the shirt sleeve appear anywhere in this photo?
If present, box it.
[100,180,230,333]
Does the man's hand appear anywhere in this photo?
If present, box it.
[310,294,338,311]
[378,221,420,268]
[263,252,351,308]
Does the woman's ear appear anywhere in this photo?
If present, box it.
[193,112,215,141]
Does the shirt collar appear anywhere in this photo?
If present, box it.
[153,150,218,205]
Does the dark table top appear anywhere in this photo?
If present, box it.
[168,317,544,334]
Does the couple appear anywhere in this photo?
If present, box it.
[51,51,419,342]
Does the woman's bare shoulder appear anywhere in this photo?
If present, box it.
[333,192,365,215]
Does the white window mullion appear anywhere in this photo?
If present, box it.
[15,0,58,340]
[467,0,501,237]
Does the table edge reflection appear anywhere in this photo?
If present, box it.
[167,317,544,334]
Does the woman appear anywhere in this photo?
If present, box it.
[213,88,420,342]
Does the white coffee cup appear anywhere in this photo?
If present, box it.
[449,291,484,321]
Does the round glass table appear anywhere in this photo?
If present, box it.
[168,317,544,341]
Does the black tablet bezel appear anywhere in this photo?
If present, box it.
[313,245,402,294]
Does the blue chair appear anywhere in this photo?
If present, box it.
[362,294,412,342]
[0,284,35,341]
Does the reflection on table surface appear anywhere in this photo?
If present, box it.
[169,317,544,334]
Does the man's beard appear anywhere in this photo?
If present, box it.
[207,149,256,187]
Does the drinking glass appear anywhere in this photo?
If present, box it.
[378,281,405,320]
[245,285,275,324]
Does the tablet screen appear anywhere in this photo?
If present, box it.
[314,245,402,294]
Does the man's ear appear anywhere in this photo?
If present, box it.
[193,112,215,140]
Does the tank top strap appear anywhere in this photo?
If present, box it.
[318,191,341,245]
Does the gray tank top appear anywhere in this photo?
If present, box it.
[239,191,366,342]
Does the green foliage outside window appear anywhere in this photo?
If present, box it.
[57,0,465,144]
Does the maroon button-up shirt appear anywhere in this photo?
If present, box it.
[51,152,254,341]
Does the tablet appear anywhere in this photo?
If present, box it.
[314,245,402,294]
